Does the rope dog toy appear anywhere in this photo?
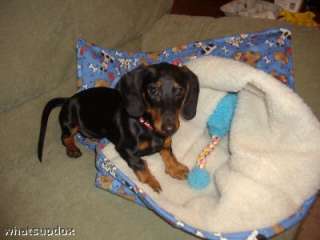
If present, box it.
[188,93,238,190]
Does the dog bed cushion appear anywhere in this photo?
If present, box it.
[76,28,320,239]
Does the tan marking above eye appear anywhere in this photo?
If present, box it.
[173,81,181,88]
[155,81,162,87]
[138,141,150,151]
[173,82,185,96]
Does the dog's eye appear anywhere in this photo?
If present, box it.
[147,86,161,98]
[174,87,184,98]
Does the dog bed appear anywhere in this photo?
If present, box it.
[76,28,320,239]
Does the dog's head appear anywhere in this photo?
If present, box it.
[118,63,199,137]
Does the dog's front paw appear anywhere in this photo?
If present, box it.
[134,167,162,193]
[147,176,162,193]
[166,162,189,180]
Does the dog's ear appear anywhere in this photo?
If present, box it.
[180,66,199,120]
[118,65,149,117]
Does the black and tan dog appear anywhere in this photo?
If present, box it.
[38,63,199,192]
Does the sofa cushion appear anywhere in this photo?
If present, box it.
[0,0,172,112]
[142,15,320,118]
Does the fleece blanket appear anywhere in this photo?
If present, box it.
[101,56,320,233]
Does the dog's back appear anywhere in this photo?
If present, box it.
[38,87,122,162]
[68,88,123,140]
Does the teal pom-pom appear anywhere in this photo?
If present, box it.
[187,167,211,190]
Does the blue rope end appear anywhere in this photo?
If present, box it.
[187,167,211,190]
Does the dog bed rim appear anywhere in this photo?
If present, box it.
[80,136,316,240]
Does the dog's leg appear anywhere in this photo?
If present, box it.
[59,106,82,158]
[160,137,189,180]
[117,147,162,193]
[61,126,82,158]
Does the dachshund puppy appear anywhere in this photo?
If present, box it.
[38,63,199,192]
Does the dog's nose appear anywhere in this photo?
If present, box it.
[162,125,175,135]
[161,112,178,136]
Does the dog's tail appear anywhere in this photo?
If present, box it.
[38,98,67,162]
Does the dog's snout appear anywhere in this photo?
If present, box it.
[162,125,175,135]
[161,113,178,135]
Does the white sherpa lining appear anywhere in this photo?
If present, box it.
[102,56,320,233]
